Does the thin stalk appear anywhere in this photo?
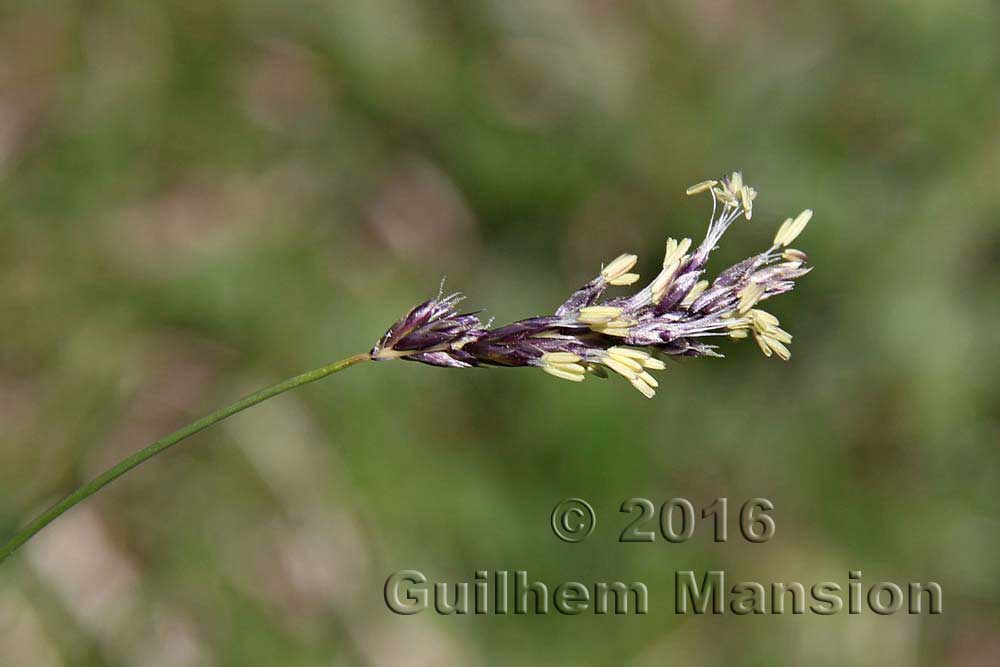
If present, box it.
[0,352,370,564]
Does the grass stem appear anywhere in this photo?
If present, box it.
[0,353,370,564]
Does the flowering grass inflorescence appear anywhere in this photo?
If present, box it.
[371,172,814,398]
[0,172,815,564]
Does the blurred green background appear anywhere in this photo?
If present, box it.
[1,1,998,665]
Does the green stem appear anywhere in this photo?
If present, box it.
[0,352,370,564]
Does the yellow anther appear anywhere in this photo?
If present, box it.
[608,273,641,286]
[774,209,812,247]
[748,309,779,328]
[607,346,649,361]
[686,180,718,195]
[754,332,773,357]
[663,238,692,269]
[766,326,792,344]
[737,283,765,315]
[680,280,709,308]
[629,376,656,399]
[601,254,639,282]
[766,337,791,361]
[542,352,581,364]
[740,186,753,219]
[782,248,808,263]
[590,319,633,337]
[651,263,678,303]
[643,357,667,370]
[542,366,586,382]
[578,306,623,324]
[729,171,743,193]
[604,357,639,380]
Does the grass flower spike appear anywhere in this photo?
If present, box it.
[0,171,813,564]
[372,171,814,399]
